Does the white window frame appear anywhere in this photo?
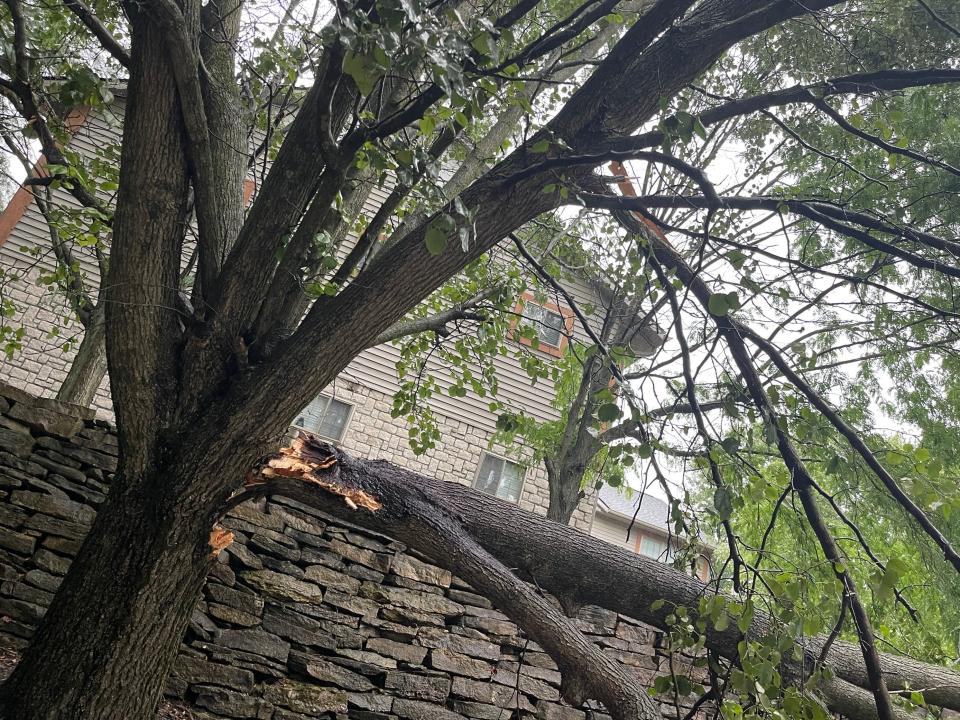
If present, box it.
[472,451,527,504]
[639,534,669,561]
[292,393,354,442]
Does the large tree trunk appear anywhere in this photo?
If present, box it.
[55,305,107,408]
[0,468,215,719]
[252,437,960,716]
[0,6,207,718]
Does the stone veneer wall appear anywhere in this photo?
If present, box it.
[314,379,596,532]
[0,264,595,532]
[0,382,704,720]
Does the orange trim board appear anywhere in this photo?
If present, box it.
[0,106,91,248]
[608,160,673,244]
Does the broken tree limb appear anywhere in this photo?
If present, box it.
[235,434,960,715]
[253,434,660,720]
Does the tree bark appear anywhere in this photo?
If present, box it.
[250,438,960,715]
[544,457,589,524]
[254,436,662,720]
[0,6,205,718]
[55,305,107,408]
[0,469,217,719]
[3,1,927,718]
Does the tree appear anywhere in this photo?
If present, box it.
[1,0,960,719]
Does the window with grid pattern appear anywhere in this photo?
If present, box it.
[294,394,352,441]
[474,453,524,503]
[521,302,565,347]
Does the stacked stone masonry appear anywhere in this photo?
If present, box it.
[0,382,706,720]
[0,268,595,532]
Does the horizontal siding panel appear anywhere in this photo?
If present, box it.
[342,340,563,433]
[0,102,611,442]
[590,513,637,553]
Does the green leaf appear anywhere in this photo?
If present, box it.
[425,222,448,255]
[531,139,551,153]
[708,293,730,316]
[419,116,436,135]
[726,250,747,270]
[342,51,382,96]
[597,403,622,422]
[470,31,492,57]
[693,117,708,140]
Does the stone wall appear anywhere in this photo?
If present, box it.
[0,383,703,720]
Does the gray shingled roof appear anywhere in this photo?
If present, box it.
[597,485,670,531]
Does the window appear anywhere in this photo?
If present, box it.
[639,535,668,560]
[512,293,574,358]
[693,556,711,581]
[474,453,525,503]
[521,303,565,348]
[294,394,352,441]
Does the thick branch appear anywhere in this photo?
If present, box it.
[236,439,960,714]
[148,0,225,297]
[252,436,660,720]
[608,68,960,154]
[63,0,131,67]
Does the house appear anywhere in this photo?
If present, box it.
[590,485,712,581]
[0,98,705,565]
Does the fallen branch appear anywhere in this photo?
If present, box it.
[249,434,660,720]
[233,435,960,715]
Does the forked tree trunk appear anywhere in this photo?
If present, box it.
[0,468,216,719]
[55,305,107,408]
[544,458,586,524]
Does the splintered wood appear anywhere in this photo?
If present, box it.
[208,525,234,558]
[255,432,382,512]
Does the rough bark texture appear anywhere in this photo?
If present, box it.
[11,1,941,718]
[252,438,960,715]
[0,479,215,719]
[54,305,107,408]
[0,8,198,716]
[256,436,660,720]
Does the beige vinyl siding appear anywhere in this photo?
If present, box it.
[0,102,591,433]
[590,512,639,553]
[0,105,123,280]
